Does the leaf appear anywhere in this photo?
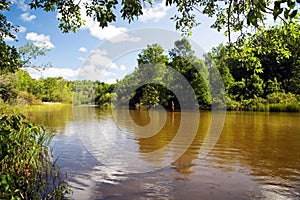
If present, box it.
[290,10,298,18]
[284,9,289,19]
[273,1,283,20]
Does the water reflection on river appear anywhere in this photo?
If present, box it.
[28,106,300,199]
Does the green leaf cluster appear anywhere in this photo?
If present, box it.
[0,114,71,199]
[116,38,211,110]
[206,22,300,111]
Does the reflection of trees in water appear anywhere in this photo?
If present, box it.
[25,107,300,198]
[207,112,300,197]
[111,109,212,175]
[24,105,73,132]
[28,107,300,183]
[171,111,211,175]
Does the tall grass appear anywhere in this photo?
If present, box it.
[269,103,300,112]
[0,114,71,199]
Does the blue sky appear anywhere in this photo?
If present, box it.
[4,0,229,83]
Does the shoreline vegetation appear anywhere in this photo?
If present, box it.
[1,23,300,113]
[0,113,72,199]
[2,102,300,113]
[1,24,299,113]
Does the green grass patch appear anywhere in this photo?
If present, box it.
[269,103,300,112]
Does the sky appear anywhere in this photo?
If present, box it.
[4,0,230,83]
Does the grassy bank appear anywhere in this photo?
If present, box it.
[226,96,300,112]
[0,103,72,115]
[0,105,72,199]
[245,103,300,112]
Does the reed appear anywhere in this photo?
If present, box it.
[0,114,71,199]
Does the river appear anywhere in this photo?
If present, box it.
[27,106,300,199]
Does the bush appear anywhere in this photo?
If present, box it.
[285,104,300,112]
[251,103,269,112]
[17,92,42,106]
[269,103,300,112]
[267,92,298,104]
[226,97,241,111]
[0,114,71,199]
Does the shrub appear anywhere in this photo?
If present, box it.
[285,104,300,112]
[268,103,300,112]
[267,92,297,104]
[0,114,71,199]
[17,92,42,106]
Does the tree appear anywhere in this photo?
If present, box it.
[95,82,115,107]
[0,41,20,74]
[1,0,299,41]
[169,38,195,59]
[0,73,18,104]
[138,44,169,65]
[31,0,300,37]
[206,21,300,108]
[72,80,97,104]
[169,38,211,106]
[18,43,52,70]
[137,44,170,107]
[115,44,171,108]
[0,0,18,39]
[251,22,300,94]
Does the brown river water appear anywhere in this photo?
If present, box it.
[28,106,300,199]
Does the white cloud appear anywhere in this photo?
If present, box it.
[20,12,36,22]
[18,26,26,33]
[120,65,126,71]
[139,0,171,22]
[4,36,15,42]
[79,47,87,52]
[78,48,127,81]
[12,0,28,11]
[26,68,80,80]
[78,57,85,62]
[77,1,140,43]
[26,32,55,50]
[84,23,140,43]
[4,26,26,41]
[106,78,117,84]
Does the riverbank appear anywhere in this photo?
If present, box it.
[0,102,72,114]
[1,101,300,116]
[0,104,72,199]
[227,102,300,112]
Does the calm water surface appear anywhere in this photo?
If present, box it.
[28,106,300,199]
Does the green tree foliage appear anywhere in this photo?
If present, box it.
[0,41,20,74]
[0,73,18,104]
[0,42,53,104]
[72,80,96,105]
[115,44,171,108]
[95,82,116,108]
[0,0,18,39]
[16,71,42,105]
[38,77,73,103]
[252,22,300,94]
[116,39,211,109]
[26,0,300,38]
[137,44,170,107]
[206,22,300,110]
[1,0,299,40]
[169,38,211,106]
[18,43,52,69]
